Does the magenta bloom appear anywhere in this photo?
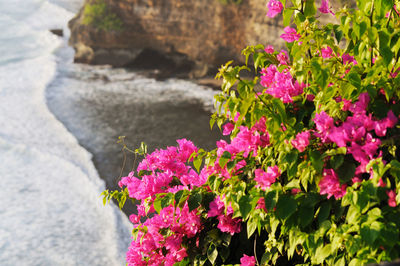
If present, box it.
[342,53,357,65]
[318,0,335,15]
[321,46,333,58]
[217,214,242,235]
[240,254,256,266]
[223,122,234,135]
[266,0,283,18]
[319,169,347,199]
[260,65,304,103]
[291,131,311,152]
[254,166,280,190]
[277,49,289,65]
[313,111,334,133]
[264,45,274,54]
[280,27,301,42]
[208,196,225,217]
[256,197,268,212]
[387,190,397,207]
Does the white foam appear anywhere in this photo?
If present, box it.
[0,0,132,265]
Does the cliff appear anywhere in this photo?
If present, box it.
[68,0,285,77]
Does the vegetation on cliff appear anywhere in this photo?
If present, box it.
[103,0,400,265]
[82,0,122,31]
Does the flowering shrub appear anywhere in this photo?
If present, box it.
[103,0,400,264]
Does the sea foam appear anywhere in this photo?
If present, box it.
[0,0,131,265]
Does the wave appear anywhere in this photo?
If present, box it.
[0,0,132,265]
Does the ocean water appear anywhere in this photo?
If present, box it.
[0,0,221,265]
[0,0,132,265]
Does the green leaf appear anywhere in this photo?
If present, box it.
[304,0,316,17]
[330,155,344,170]
[346,71,361,89]
[360,224,380,245]
[315,244,332,264]
[239,195,253,220]
[309,150,323,173]
[161,193,174,208]
[174,190,187,207]
[193,157,202,172]
[265,190,278,211]
[311,60,328,89]
[153,197,162,213]
[276,194,297,220]
[346,205,360,224]
[336,161,356,183]
[334,256,346,266]
[317,201,331,225]
[333,25,343,43]
[349,259,362,266]
[219,151,231,168]
[207,243,218,265]
[299,205,314,228]
[174,258,189,266]
[354,21,367,40]
[188,191,202,212]
[283,8,294,27]
[247,218,258,237]
[380,46,394,65]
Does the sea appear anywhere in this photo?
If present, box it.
[0,0,220,265]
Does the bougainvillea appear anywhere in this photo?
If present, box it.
[103,0,400,265]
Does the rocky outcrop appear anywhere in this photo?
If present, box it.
[69,0,287,77]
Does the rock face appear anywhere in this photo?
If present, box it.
[68,0,285,77]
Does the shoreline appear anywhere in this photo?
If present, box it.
[46,43,224,216]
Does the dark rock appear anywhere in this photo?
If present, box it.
[50,29,63,37]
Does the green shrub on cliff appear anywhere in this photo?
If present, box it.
[82,0,123,31]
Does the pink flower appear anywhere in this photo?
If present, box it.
[291,131,310,152]
[319,169,347,199]
[277,50,289,65]
[177,138,198,162]
[313,111,334,133]
[254,166,280,190]
[256,197,268,212]
[264,45,274,54]
[318,0,335,15]
[129,214,141,224]
[260,65,304,103]
[342,53,357,65]
[217,214,242,235]
[223,122,234,135]
[386,190,397,207]
[306,94,315,101]
[208,196,225,217]
[280,27,301,42]
[291,188,301,195]
[266,0,283,18]
[321,46,333,58]
[378,178,386,187]
[240,254,256,266]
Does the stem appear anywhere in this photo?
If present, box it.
[386,9,392,28]
[254,234,259,266]
[118,147,127,181]
[369,1,375,67]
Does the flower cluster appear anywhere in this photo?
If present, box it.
[126,203,201,265]
[208,196,242,235]
[314,93,398,181]
[260,64,304,103]
[119,139,201,201]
